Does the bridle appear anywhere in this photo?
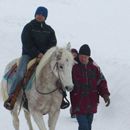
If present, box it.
[34,61,63,95]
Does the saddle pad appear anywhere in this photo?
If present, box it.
[3,68,35,92]
[16,58,37,70]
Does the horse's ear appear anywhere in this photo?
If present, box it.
[66,42,71,51]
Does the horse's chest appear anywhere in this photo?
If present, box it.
[29,94,59,112]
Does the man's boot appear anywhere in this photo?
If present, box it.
[4,85,21,110]
[4,94,17,110]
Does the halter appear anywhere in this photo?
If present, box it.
[34,61,63,95]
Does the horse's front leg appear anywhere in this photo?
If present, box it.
[11,106,19,130]
[48,109,60,130]
[24,110,33,130]
[31,110,47,130]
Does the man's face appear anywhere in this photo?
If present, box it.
[79,54,89,64]
[35,14,46,22]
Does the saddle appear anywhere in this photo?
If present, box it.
[7,58,39,85]
[4,58,40,110]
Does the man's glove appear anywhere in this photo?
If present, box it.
[37,53,43,62]
[103,95,110,107]
[38,53,43,58]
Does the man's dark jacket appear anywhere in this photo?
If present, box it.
[21,19,57,58]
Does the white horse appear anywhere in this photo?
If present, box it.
[1,45,74,130]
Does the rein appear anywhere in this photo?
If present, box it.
[34,62,63,95]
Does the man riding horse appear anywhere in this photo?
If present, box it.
[4,6,58,110]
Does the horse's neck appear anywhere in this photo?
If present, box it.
[36,62,57,91]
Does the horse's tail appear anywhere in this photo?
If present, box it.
[1,79,8,102]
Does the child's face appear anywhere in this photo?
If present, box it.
[72,52,77,58]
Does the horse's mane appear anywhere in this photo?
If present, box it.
[59,48,73,61]
[36,47,57,77]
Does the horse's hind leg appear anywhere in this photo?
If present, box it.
[24,110,33,130]
[31,111,47,130]
[11,108,19,130]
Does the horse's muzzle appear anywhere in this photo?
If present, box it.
[65,86,73,92]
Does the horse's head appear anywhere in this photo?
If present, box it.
[50,47,74,92]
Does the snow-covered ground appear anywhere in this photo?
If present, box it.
[0,0,130,130]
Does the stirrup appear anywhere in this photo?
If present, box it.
[60,98,70,109]
[23,96,29,111]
